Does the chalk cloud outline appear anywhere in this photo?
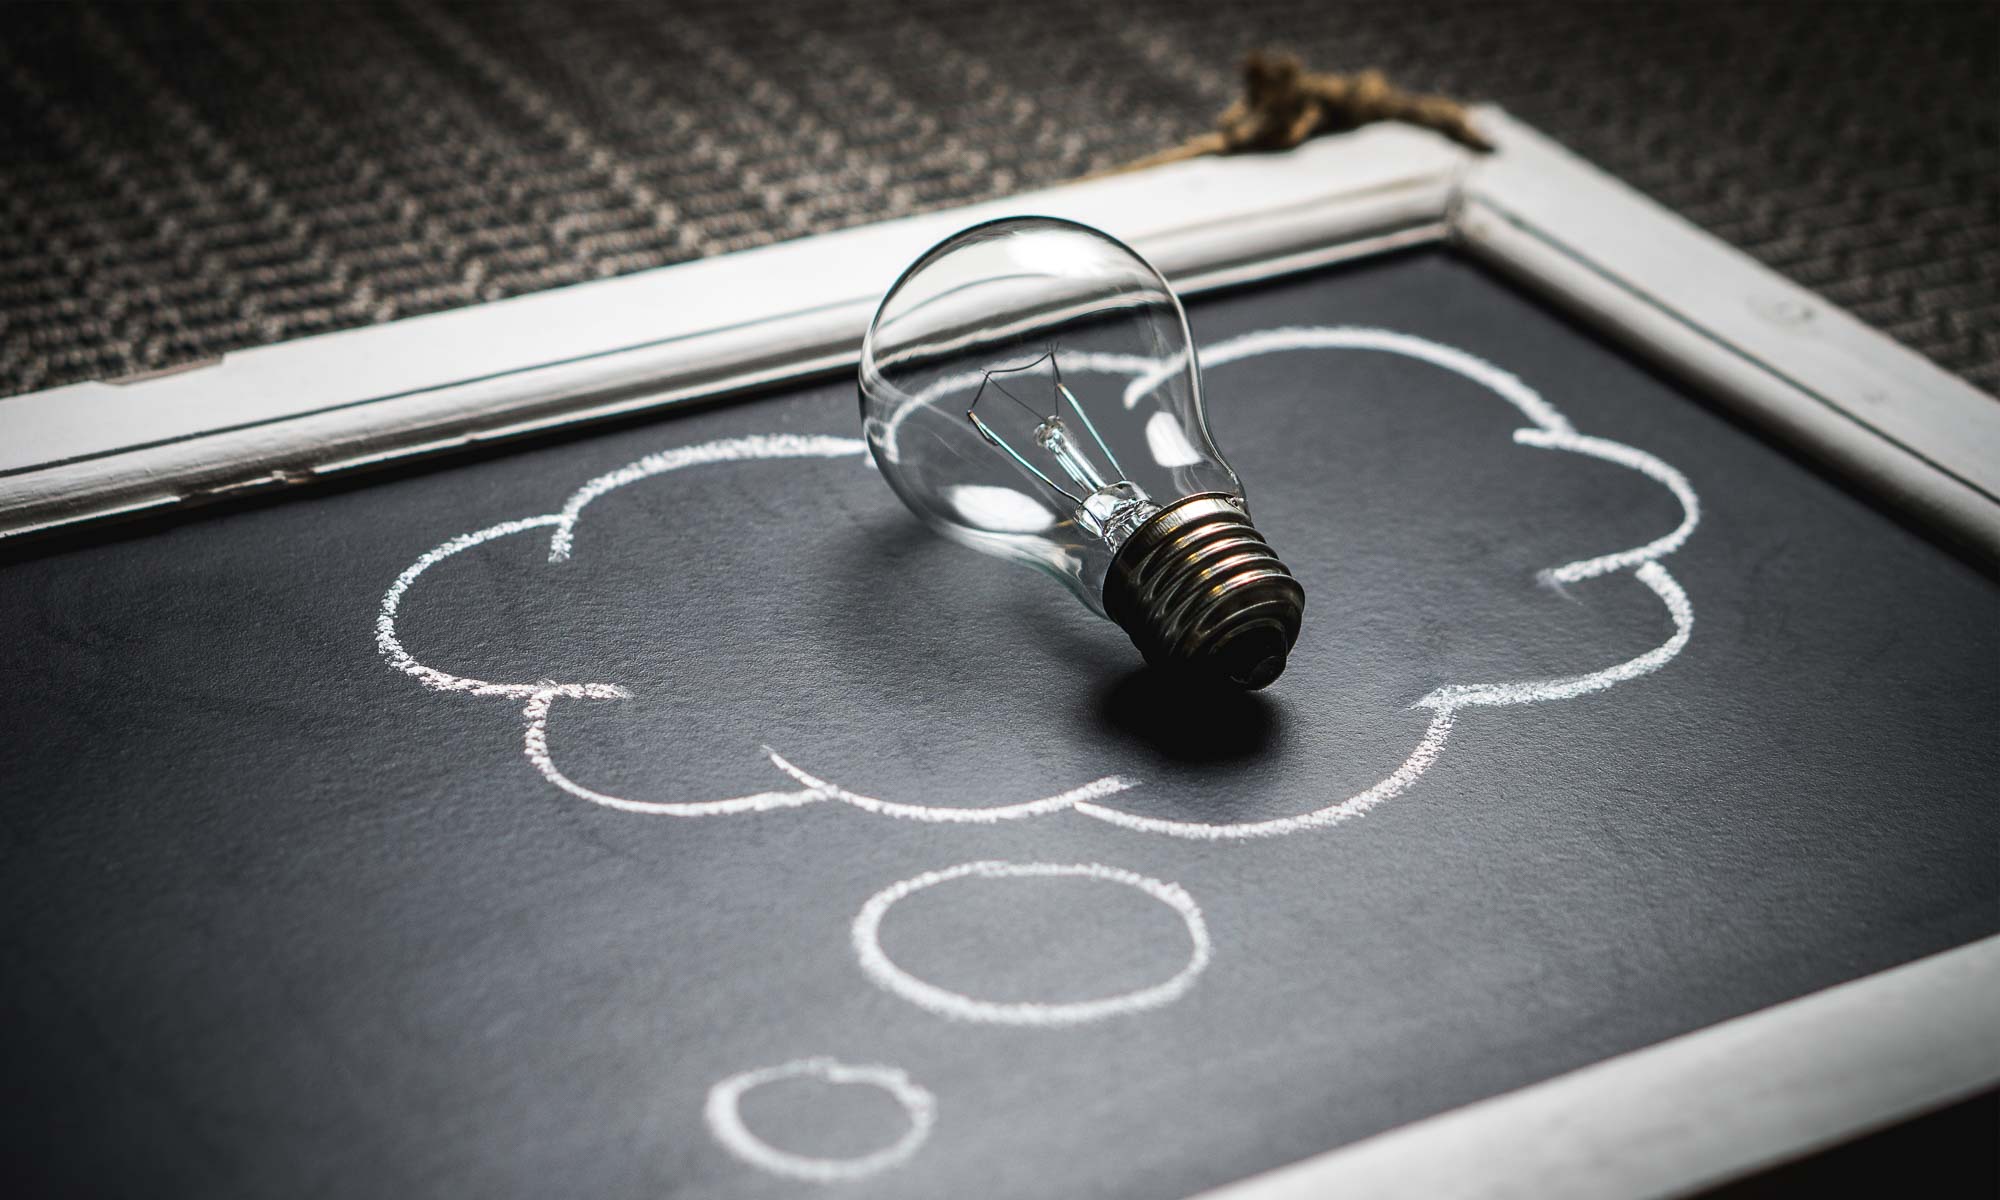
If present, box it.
[376,326,1698,840]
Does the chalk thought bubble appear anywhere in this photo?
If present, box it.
[376,327,1698,841]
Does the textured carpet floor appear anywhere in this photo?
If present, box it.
[2,0,1994,398]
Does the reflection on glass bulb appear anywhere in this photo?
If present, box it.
[859,216,1304,689]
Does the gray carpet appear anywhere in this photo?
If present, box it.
[2,0,1994,398]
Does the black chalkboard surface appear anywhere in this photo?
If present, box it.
[2,250,1994,1198]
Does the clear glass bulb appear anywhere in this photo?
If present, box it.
[859,216,1304,688]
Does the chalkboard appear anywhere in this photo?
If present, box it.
[2,249,1994,1198]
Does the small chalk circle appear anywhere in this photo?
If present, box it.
[704,1057,937,1183]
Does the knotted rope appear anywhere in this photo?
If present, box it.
[1105,51,1490,176]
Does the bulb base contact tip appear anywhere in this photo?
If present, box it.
[1103,494,1306,690]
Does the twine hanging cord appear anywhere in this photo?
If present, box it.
[1111,51,1491,176]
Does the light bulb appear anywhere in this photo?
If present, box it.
[859,216,1304,689]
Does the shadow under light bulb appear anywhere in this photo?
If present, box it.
[859,216,1305,689]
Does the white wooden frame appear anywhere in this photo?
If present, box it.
[2,109,1995,1197]
[5,110,1994,556]
[1201,937,2000,1200]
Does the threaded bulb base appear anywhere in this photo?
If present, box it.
[1102,494,1305,690]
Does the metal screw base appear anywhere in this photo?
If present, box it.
[1102,493,1306,690]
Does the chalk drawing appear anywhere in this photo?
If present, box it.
[1512,430,1699,585]
[704,1057,937,1183]
[764,749,1136,824]
[1073,709,1460,841]
[377,514,629,701]
[548,434,862,564]
[1414,562,1692,711]
[378,327,1699,839]
[851,862,1211,1027]
[523,688,818,817]
[376,433,1131,819]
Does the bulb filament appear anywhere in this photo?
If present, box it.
[967,351,1160,546]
